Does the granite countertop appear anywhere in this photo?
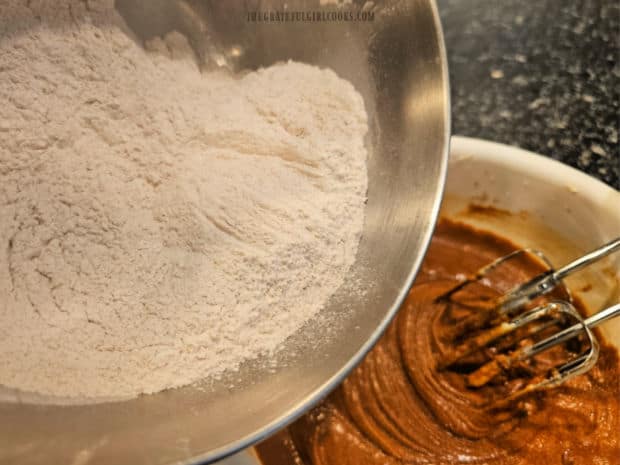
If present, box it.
[437,0,619,189]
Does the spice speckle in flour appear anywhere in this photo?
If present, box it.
[0,0,368,401]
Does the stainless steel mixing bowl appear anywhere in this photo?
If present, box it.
[0,1,449,463]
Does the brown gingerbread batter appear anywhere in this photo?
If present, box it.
[256,219,620,465]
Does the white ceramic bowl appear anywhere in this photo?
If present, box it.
[222,135,620,465]
[444,136,620,343]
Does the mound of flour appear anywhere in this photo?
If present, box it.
[0,0,368,401]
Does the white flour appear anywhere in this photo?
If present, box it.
[0,0,368,401]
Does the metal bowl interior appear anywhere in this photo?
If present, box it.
[0,1,449,464]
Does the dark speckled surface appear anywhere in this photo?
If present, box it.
[437,0,619,189]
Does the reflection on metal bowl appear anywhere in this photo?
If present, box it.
[0,1,450,464]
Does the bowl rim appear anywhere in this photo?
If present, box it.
[449,136,619,199]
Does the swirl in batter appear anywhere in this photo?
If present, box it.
[256,219,619,465]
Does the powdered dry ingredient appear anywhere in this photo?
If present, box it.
[0,0,368,401]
